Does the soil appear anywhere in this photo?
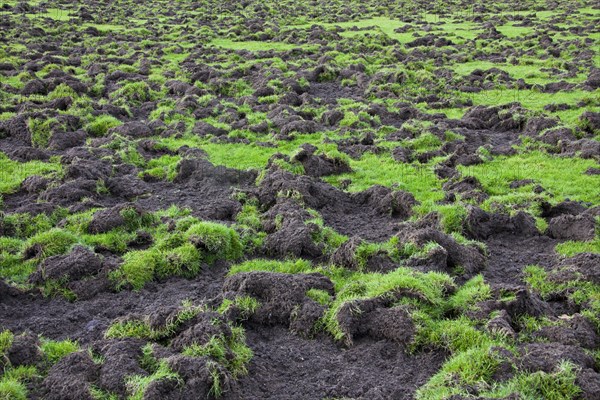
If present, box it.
[0,0,599,399]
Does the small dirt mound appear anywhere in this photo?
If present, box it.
[165,354,219,398]
[92,338,147,396]
[397,227,487,276]
[29,245,103,284]
[464,207,539,240]
[170,312,231,351]
[6,331,42,367]
[291,144,352,177]
[518,342,596,373]
[261,199,323,258]
[336,297,415,346]
[88,203,147,234]
[223,271,334,335]
[532,314,599,350]
[40,351,100,400]
[546,213,597,241]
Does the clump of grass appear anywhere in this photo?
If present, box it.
[28,117,56,148]
[0,152,62,194]
[218,296,260,320]
[0,331,37,400]
[126,361,182,400]
[85,115,122,137]
[480,361,582,400]
[105,301,204,340]
[184,221,243,262]
[182,326,253,377]
[24,228,79,259]
[446,275,491,313]
[110,81,160,106]
[40,338,80,365]
[306,288,332,306]
[416,343,505,399]
[109,219,242,290]
[141,155,181,181]
[0,378,28,400]
[229,259,313,275]
[0,329,14,359]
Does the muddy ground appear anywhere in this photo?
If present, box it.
[0,0,599,399]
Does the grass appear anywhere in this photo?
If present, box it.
[479,361,582,400]
[1,2,599,398]
[0,152,62,194]
[109,219,242,290]
[40,338,80,365]
[459,151,600,206]
[181,326,253,377]
[555,238,600,257]
[85,115,122,137]
[324,152,444,205]
[126,361,182,400]
[24,228,79,259]
[210,39,308,51]
[105,301,204,340]
[28,117,55,148]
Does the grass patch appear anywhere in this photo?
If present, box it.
[459,151,600,205]
[0,152,61,194]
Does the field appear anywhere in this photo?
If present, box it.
[0,0,599,399]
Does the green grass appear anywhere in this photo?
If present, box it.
[126,361,182,400]
[0,152,62,194]
[458,151,600,205]
[85,115,122,137]
[40,338,80,365]
[324,152,444,205]
[210,39,303,52]
[181,326,253,377]
[24,228,79,259]
[109,219,242,290]
[555,238,600,257]
[480,361,582,400]
[105,301,204,340]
